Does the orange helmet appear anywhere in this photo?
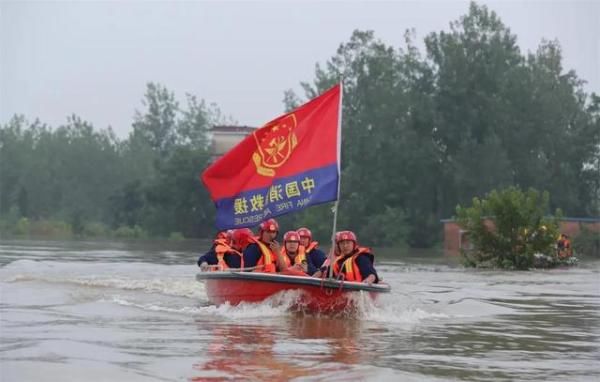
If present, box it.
[335,230,357,244]
[283,231,300,243]
[297,227,312,241]
[232,228,253,249]
[259,218,279,233]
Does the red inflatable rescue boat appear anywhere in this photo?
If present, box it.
[196,271,391,314]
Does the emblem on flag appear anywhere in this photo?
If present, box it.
[252,114,298,177]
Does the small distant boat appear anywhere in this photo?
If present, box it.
[196,271,391,314]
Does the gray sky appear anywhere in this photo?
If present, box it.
[1,1,598,138]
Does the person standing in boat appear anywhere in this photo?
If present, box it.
[317,231,379,285]
[242,218,281,272]
[296,227,327,275]
[197,229,250,270]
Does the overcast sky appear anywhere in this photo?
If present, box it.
[1,1,598,138]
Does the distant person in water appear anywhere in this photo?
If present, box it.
[242,218,280,273]
[317,231,379,285]
[197,229,251,270]
[556,233,573,259]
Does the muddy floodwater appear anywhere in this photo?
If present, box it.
[1,239,598,381]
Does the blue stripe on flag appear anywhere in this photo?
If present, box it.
[214,164,338,229]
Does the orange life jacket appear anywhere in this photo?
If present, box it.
[321,252,340,269]
[249,238,277,273]
[304,241,319,254]
[213,239,243,270]
[557,241,573,259]
[281,246,307,268]
[332,247,374,282]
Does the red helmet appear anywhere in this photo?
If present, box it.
[215,230,233,241]
[335,230,357,244]
[259,218,279,233]
[283,231,300,243]
[231,228,253,249]
[297,227,312,241]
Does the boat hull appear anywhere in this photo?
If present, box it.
[197,272,391,314]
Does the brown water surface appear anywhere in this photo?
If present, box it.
[1,239,598,381]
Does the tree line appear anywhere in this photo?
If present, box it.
[1,3,599,247]
[1,85,221,239]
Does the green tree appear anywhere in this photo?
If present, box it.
[132,82,179,155]
[1,115,123,225]
[290,30,441,246]
[141,147,213,237]
[425,2,521,214]
[289,2,599,248]
[456,187,560,269]
[177,94,226,149]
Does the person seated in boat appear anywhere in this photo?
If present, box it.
[242,218,280,273]
[197,230,232,267]
[203,230,232,254]
[296,227,327,275]
[317,230,379,285]
[197,229,250,271]
[197,229,237,270]
[273,230,310,275]
[311,235,343,278]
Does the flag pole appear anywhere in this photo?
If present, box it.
[327,80,343,279]
[328,201,339,279]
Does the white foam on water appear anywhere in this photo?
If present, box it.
[1,259,204,299]
[197,290,303,319]
[103,290,301,319]
[197,289,447,324]
[105,296,205,315]
[103,286,449,324]
[2,260,449,326]
[354,292,450,324]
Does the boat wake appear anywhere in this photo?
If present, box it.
[102,288,447,326]
[200,289,449,325]
[1,259,203,299]
[358,293,449,324]
[1,259,449,325]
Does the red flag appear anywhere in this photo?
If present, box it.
[202,84,341,229]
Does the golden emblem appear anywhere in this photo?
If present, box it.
[252,114,298,177]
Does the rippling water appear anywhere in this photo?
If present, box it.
[1,239,599,381]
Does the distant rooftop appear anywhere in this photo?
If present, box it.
[211,125,257,133]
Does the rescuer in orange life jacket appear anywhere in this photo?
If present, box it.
[317,230,379,285]
[242,218,281,273]
[296,227,327,275]
[273,230,310,274]
[197,229,252,271]
[556,233,573,259]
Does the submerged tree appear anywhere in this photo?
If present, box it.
[456,187,560,269]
